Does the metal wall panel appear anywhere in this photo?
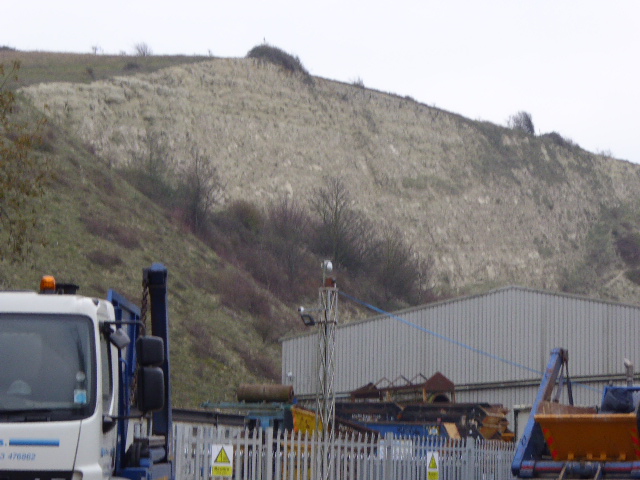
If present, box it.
[281,286,640,414]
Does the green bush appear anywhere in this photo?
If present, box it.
[246,44,312,83]
[543,132,577,149]
[625,269,640,286]
[615,232,640,267]
[227,200,264,233]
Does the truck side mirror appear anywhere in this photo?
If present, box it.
[100,324,130,349]
[135,336,165,413]
[137,335,164,366]
[137,366,165,413]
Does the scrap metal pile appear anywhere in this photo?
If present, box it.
[293,372,514,441]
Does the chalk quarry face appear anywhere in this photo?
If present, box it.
[21,58,640,301]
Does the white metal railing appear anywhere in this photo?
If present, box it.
[173,422,517,480]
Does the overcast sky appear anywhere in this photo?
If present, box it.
[4,1,639,164]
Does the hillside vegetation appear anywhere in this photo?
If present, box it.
[4,48,640,406]
[0,104,293,407]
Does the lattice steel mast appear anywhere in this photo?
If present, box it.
[297,260,338,480]
[316,260,338,441]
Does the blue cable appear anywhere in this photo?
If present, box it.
[339,290,600,392]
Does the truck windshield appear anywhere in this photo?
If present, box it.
[0,314,96,421]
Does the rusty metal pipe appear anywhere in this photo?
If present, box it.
[237,384,294,403]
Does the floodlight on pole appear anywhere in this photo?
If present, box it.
[298,306,318,326]
[296,259,338,480]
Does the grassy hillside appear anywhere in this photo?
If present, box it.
[0,50,211,86]
[0,109,301,407]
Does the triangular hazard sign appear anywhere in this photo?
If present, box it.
[429,454,437,469]
[215,447,231,464]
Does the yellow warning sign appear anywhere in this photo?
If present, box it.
[215,447,230,464]
[211,444,233,478]
[212,465,233,477]
[427,452,440,480]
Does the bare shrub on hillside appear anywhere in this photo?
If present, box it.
[184,320,227,363]
[207,192,436,315]
[352,77,365,89]
[82,216,141,249]
[189,267,221,295]
[214,268,272,319]
[265,197,317,298]
[367,226,425,306]
[209,198,317,302]
[86,250,124,268]
[207,203,260,262]
[227,200,263,234]
[214,201,283,292]
[234,343,279,380]
[240,246,286,294]
[340,225,437,311]
[267,197,310,244]
[208,200,265,256]
[507,111,535,135]
[33,122,57,153]
[253,314,288,344]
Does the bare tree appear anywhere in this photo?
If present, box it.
[131,129,171,184]
[310,176,373,269]
[266,197,313,285]
[133,42,152,57]
[507,111,535,135]
[178,147,222,233]
[125,129,176,206]
[269,197,309,240]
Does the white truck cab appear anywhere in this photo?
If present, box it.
[0,264,172,480]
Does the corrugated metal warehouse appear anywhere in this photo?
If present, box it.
[281,286,640,429]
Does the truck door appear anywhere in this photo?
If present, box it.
[100,328,118,475]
